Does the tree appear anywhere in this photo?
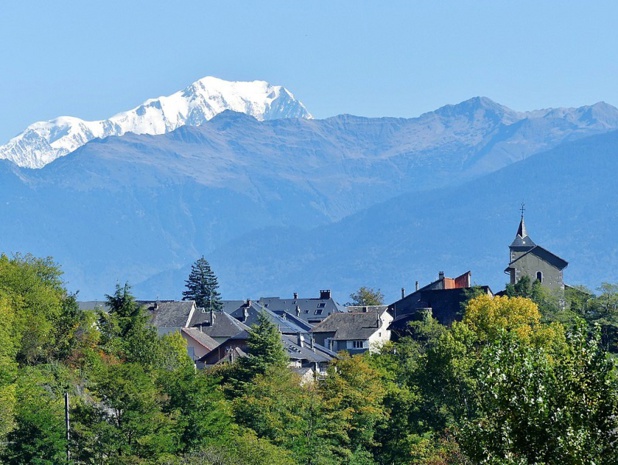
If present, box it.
[233,366,336,465]
[0,254,66,365]
[100,282,159,366]
[158,358,232,453]
[234,312,288,384]
[2,365,69,465]
[348,287,384,306]
[182,257,223,311]
[71,362,177,464]
[460,323,618,464]
[319,353,387,462]
[0,293,18,441]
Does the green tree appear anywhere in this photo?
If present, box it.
[505,275,565,322]
[319,353,387,462]
[461,323,618,464]
[589,283,618,352]
[158,361,232,453]
[230,312,288,390]
[0,293,18,442]
[99,282,159,366]
[2,365,69,465]
[234,366,335,465]
[0,254,66,365]
[348,287,384,306]
[72,362,177,464]
[180,429,297,465]
[182,256,223,311]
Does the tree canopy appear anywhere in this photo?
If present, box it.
[348,286,384,306]
[1,252,618,464]
[182,256,223,311]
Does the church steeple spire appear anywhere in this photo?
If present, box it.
[517,203,528,238]
[510,204,535,249]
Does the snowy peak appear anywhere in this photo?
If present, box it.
[0,77,312,168]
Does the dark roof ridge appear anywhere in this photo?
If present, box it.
[506,244,568,270]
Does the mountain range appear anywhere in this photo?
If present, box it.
[0,76,311,168]
[0,77,617,302]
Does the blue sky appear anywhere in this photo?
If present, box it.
[1,1,617,143]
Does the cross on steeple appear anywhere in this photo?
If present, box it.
[520,202,526,219]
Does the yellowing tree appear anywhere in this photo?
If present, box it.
[463,294,564,348]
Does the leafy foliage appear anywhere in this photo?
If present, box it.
[230,311,288,388]
[2,252,618,464]
[347,287,384,306]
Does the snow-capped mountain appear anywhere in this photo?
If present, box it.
[0,76,311,168]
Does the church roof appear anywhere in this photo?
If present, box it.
[510,217,536,248]
[506,245,568,271]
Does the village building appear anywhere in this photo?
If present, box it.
[387,271,492,335]
[504,214,568,293]
[259,290,345,325]
[310,306,392,354]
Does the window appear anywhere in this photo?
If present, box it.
[314,308,324,315]
[317,303,326,308]
[536,271,543,283]
[352,340,364,349]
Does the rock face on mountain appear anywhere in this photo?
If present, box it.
[0,97,617,300]
[0,77,311,168]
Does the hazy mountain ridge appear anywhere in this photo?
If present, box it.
[0,77,311,168]
[1,97,617,299]
[171,129,618,302]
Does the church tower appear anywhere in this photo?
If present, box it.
[505,208,568,292]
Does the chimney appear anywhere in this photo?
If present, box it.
[320,289,331,299]
[296,305,301,317]
[297,332,305,348]
[401,287,405,299]
[439,271,445,280]
[415,281,419,291]
[293,292,298,299]
[242,306,249,322]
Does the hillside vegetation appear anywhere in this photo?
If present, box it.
[0,254,617,464]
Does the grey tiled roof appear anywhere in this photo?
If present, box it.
[311,308,386,340]
[181,327,220,351]
[282,334,336,363]
[139,300,195,329]
[259,295,345,323]
[188,310,250,339]
[77,301,109,312]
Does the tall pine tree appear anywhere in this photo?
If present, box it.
[182,256,223,311]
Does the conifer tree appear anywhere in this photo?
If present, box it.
[182,256,223,311]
